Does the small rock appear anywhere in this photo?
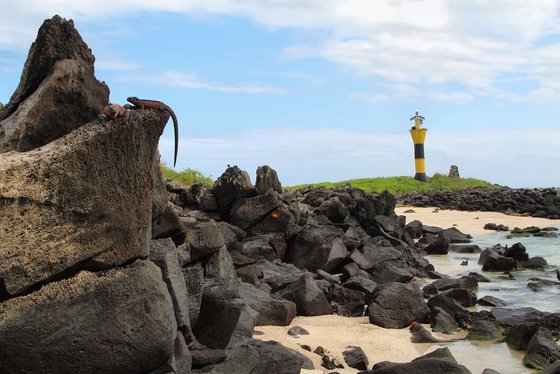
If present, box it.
[287,326,310,337]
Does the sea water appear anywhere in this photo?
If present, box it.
[423,226,560,374]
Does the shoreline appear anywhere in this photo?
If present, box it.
[257,207,558,373]
[395,206,560,236]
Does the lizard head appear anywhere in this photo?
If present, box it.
[127,96,139,102]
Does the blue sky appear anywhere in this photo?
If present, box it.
[1,1,559,187]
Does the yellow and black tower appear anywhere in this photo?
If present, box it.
[409,110,428,182]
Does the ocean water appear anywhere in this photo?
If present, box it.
[424,226,560,373]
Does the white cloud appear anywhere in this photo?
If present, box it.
[2,1,560,101]
[119,70,287,94]
[158,127,560,187]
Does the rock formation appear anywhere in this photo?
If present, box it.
[398,187,560,219]
[2,15,559,374]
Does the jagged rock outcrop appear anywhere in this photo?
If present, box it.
[0,109,166,297]
[0,15,108,152]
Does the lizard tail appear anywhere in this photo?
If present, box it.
[171,111,179,167]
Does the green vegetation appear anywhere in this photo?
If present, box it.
[160,164,213,186]
[289,173,499,195]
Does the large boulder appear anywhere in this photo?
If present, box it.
[192,288,242,349]
[213,165,255,214]
[0,260,177,374]
[273,274,332,316]
[0,109,166,297]
[255,165,282,194]
[239,282,296,326]
[523,330,560,370]
[285,223,345,272]
[368,282,429,328]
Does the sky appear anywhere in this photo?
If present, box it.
[0,1,559,188]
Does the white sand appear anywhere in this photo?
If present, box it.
[395,206,559,236]
[255,208,558,373]
[256,315,465,373]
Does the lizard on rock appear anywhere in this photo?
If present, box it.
[98,103,129,122]
[126,97,179,167]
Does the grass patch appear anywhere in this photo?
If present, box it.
[288,173,499,195]
[160,164,213,186]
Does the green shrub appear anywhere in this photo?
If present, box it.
[160,164,213,186]
[288,173,498,195]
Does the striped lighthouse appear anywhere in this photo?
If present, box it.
[409,110,428,182]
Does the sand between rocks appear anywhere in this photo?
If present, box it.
[255,208,557,373]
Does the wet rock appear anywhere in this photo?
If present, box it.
[466,319,502,341]
[0,260,176,374]
[430,306,460,333]
[506,322,538,350]
[440,288,477,307]
[504,242,529,262]
[523,330,560,370]
[527,278,559,291]
[521,257,548,270]
[368,282,429,328]
[480,249,516,272]
[424,234,449,255]
[484,223,509,231]
[427,295,469,325]
[439,227,472,243]
[477,295,509,307]
[448,244,482,253]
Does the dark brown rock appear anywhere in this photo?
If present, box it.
[368,282,429,328]
[0,109,166,297]
[0,260,176,374]
[255,165,282,194]
[0,15,101,122]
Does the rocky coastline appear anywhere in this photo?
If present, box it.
[397,187,560,219]
[1,16,559,374]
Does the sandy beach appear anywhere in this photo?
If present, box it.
[395,206,560,236]
[256,208,559,373]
